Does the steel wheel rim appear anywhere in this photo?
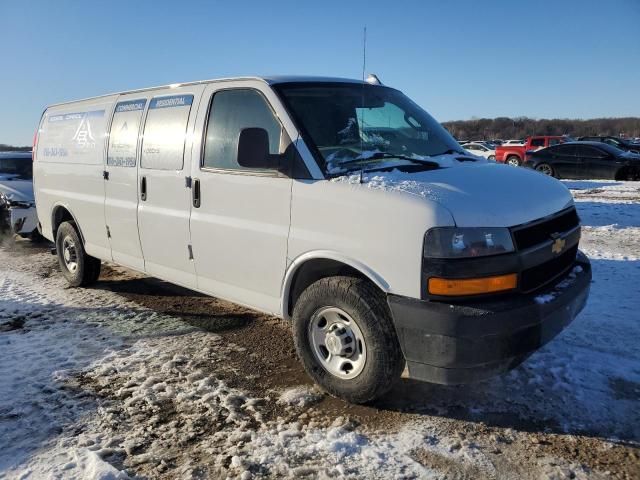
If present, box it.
[308,307,367,379]
[507,158,519,166]
[62,237,79,273]
[537,164,553,175]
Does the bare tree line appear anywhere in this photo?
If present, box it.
[443,117,640,141]
[0,144,31,152]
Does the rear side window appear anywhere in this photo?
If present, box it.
[203,89,282,171]
[530,138,545,147]
[548,138,562,146]
[107,99,146,167]
[553,145,576,156]
[576,146,607,158]
[141,95,194,170]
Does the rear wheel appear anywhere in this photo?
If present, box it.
[292,276,404,404]
[55,221,101,287]
[506,155,521,167]
[535,163,555,177]
[488,155,496,161]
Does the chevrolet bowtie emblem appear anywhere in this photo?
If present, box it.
[551,237,566,254]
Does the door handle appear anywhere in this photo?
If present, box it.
[140,176,147,201]
[193,178,201,208]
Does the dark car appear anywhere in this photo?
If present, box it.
[524,142,640,180]
[577,136,640,154]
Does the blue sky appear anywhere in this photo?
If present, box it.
[1,0,639,145]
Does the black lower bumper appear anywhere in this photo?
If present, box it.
[387,252,591,385]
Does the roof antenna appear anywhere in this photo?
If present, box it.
[362,26,367,82]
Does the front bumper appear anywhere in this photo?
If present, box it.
[9,206,38,235]
[388,252,591,385]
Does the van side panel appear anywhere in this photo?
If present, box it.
[35,96,118,259]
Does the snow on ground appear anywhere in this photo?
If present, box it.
[0,179,639,479]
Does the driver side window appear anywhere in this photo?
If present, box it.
[202,89,282,171]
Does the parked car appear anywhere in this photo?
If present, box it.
[495,136,566,166]
[0,151,39,238]
[525,141,640,180]
[503,139,525,146]
[464,142,496,160]
[34,76,591,403]
[577,136,640,154]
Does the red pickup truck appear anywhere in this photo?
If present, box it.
[495,136,566,166]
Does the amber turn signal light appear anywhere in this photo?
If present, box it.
[428,273,517,296]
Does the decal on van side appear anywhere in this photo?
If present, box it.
[108,99,148,167]
[115,100,146,113]
[39,107,109,164]
[149,95,193,109]
[48,110,105,122]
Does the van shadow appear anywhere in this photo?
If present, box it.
[372,257,640,444]
[92,272,255,333]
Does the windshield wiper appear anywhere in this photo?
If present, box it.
[432,148,466,156]
[335,152,441,169]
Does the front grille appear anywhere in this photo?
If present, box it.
[520,245,578,292]
[511,208,579,251]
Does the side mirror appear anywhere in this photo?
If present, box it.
[237,128,281,170]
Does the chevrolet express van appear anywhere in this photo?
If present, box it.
[33,76,591,403]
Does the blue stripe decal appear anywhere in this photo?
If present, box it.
[115,99,147,113]
[149,95,193,110]
[49,110,105,122]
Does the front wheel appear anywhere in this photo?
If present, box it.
[535,163,555,177]
[55,221,101,287]
[506,156,521,167]
[292,276,405,404]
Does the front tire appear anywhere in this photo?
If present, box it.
[292,276,404,404]
[506,155,521,167]
[55,221,101,287]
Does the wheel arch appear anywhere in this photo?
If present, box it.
[281,251,390,321]
[51,203,85,244]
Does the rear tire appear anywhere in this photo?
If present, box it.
[55,221,101,287]
[292,276,405,404]
[506,155,521,167]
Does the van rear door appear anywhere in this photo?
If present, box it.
[104,96,148,270]
[137,87,204,287]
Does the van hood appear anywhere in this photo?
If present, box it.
[0,177,35,204]
[333,161,573,227]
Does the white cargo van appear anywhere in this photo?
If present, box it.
[33,76,591,403]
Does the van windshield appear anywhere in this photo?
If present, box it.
[274,83,462,175]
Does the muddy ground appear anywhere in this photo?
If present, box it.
[2,236,638,480]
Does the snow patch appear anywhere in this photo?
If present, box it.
[277,386,324,408]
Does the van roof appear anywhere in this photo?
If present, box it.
[46,76,370,108]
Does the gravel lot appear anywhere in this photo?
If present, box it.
[1,180,639,479]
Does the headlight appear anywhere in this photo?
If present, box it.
[424,227,514,259]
